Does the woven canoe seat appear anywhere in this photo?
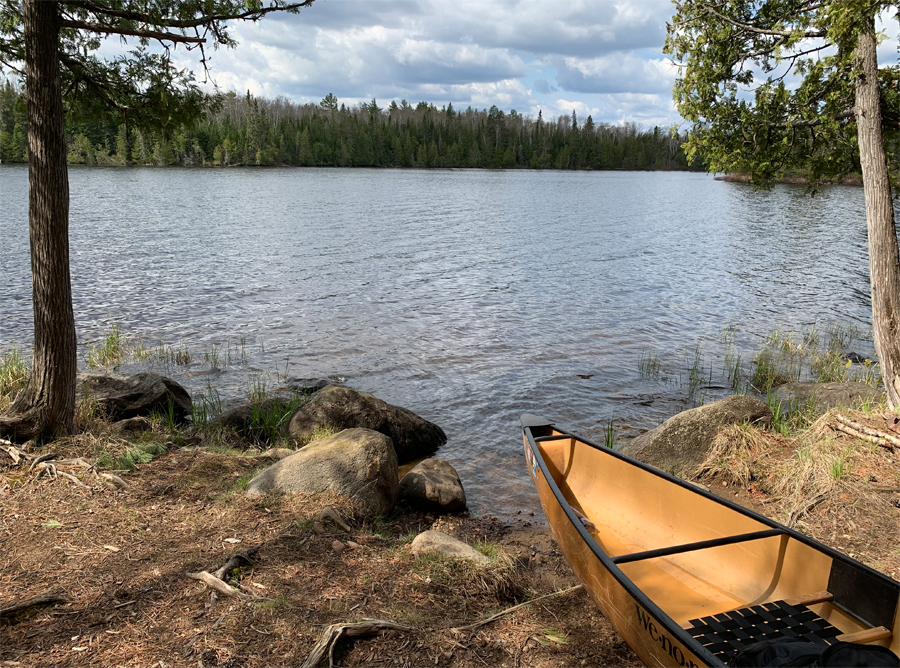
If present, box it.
[684,599,843,663]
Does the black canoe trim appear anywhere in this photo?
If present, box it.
[611,528,784,565]
[522,416,900,667]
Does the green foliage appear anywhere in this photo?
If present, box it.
[665,0,898,188]
[0,84,691,170]
[99,441,168,471]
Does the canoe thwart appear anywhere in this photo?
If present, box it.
[782,591,834,608]
[611,528,785,565]
[685,599,842,664]
[836,626,892,644]
[533,434,573,443]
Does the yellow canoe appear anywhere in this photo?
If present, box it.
[521,414,899,667]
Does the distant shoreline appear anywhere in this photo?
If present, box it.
[715,172,863,186]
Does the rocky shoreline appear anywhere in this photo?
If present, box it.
[2,370,898,667]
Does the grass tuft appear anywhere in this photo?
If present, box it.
[0,348,29,411]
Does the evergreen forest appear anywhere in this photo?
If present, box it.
[0,83,691,171]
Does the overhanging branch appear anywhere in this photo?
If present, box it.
[58,20,205,44]
[698,2,826,39]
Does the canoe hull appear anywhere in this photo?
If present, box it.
[522,415,899,667]
[527,441,710,667]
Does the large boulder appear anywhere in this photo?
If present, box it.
[409,530,488,564]
[287,385,446,463]
[399,459,467,513]
[245,428,398,517]
[77,372,192,424]
[773,382,884,416]
[621,395,772,475]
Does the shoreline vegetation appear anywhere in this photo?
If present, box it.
[0,84,692,171]
[1,323,898,666]
[715,173,865,187]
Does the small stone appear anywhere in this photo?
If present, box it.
[346,541,360,549]
[332,540,345,552]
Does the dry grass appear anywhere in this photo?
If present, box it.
[694,409,900,578]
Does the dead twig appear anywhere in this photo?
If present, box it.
[300,619,413,668]
[57,471,91,489]
[317,506,351,533]
[831,416,898,451]
[450,584,583,632]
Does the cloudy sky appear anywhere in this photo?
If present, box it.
[178,0,681,128]
[174,0,898,129]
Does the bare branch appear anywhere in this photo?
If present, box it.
[61,0,316,31]
[58,20,205,44]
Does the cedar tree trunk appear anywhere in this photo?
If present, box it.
[856,21,900,409]
[0,1,77,440]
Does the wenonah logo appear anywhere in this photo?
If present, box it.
[635,604,700,667]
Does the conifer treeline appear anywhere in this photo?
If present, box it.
[1,83,691,170]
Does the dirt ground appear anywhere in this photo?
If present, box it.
[0,442,640,668]
[2,409,899,668]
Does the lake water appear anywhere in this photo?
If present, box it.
[0,166,887,515]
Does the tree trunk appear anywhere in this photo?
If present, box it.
[856,22,900,409]
[0,1,76,441]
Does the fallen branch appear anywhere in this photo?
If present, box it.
[831,416,898,451]
[300,620,413,668]
[0,595,67,626]
[187,571,251,600]
[1,444,33,465]
[451,584,584,632]
[97,472,129,489]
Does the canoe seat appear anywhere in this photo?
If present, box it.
[684,599,842,664]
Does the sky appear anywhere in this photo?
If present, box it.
[169,0,899,129]
[176,0,683,128]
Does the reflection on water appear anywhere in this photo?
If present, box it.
[0,166,889,515]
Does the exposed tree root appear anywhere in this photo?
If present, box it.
[299,585,586,667]
[0,595,67,626]
[301,620,414,668]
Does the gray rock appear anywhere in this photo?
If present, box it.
[399,459,467,513]
[409,530,489,564]
[773,382,884,415]
[287,385,446,463]
[257,447,295,460]
[245,428,398,517]
[77,372,192,424]
[621,395,772,475]
[208,394,304,442]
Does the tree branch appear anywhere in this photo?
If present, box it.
[698,2,826,38]
[58,20,205,44]
[61,0,316,31]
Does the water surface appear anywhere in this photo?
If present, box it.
[0,166,883,514]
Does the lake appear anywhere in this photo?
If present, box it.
[0,166,886,515]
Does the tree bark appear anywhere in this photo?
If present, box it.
[856,21,900,409]
[0,1,76,441]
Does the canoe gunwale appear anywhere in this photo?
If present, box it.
[522,416,900,666]
[523,421,724,667]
